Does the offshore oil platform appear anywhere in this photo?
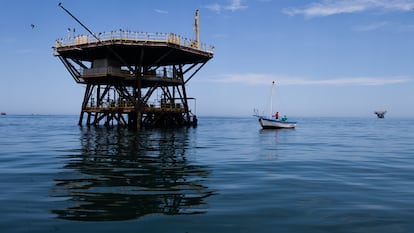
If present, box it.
[54,4,213,129]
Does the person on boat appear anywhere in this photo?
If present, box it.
[282,115,287,122]
[275,112,279,119]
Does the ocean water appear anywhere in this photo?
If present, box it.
[0,115,414,233]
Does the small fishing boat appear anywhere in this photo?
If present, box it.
[254,81,296,129]
[258,116,296,129]
[374,110,386,119]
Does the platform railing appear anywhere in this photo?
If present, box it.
[84,99,186,113]
[78,67,183,81]
[55,30,214,54]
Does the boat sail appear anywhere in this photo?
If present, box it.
[254,81,297,129]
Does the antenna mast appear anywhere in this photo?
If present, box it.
[194,9,200,49]
[58,2,133,73]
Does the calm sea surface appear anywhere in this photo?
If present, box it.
[1,115,414,233]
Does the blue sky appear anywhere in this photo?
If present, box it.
[1,0,414,117]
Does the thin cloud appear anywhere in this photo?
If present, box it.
[205,3,222,13]
[297,76,411,86]
[154,9,168,14]
[207,73,412,86]
[212,33,228,39]
[210,73,284,85]
[353,21,390,31]
[205,0,247,13]
[226,0,248,11]
[398,24,414,31]
[16,48,33,54]
[284,0,414,18]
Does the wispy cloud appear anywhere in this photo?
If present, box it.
[212,33,228,39]
[397,24,414,31]
[205,3,222,13]
[284,0,414,18]
[353,21,390,31]
[226,0,248,11]
[296,76,412,86]
[207,73,412,86]
[16,48,33,54]
[154,9,168,14]
[205,0,248,13]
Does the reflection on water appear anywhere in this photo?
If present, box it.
[51,127,214,221]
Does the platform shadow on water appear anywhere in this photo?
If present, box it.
[50,127,213,221]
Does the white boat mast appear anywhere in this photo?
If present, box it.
[270,81,275,117]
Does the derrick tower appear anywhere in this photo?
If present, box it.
[54,8,213,128]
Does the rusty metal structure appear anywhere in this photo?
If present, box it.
[54,7,213,128]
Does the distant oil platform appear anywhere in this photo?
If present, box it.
[54,4,213,129]
[374,110,387,119]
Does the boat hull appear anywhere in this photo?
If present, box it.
[259,117,296,129]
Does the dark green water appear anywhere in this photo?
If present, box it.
[1,115,414,232]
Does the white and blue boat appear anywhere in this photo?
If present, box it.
[254,81,297,129]
[258,116,296,129]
